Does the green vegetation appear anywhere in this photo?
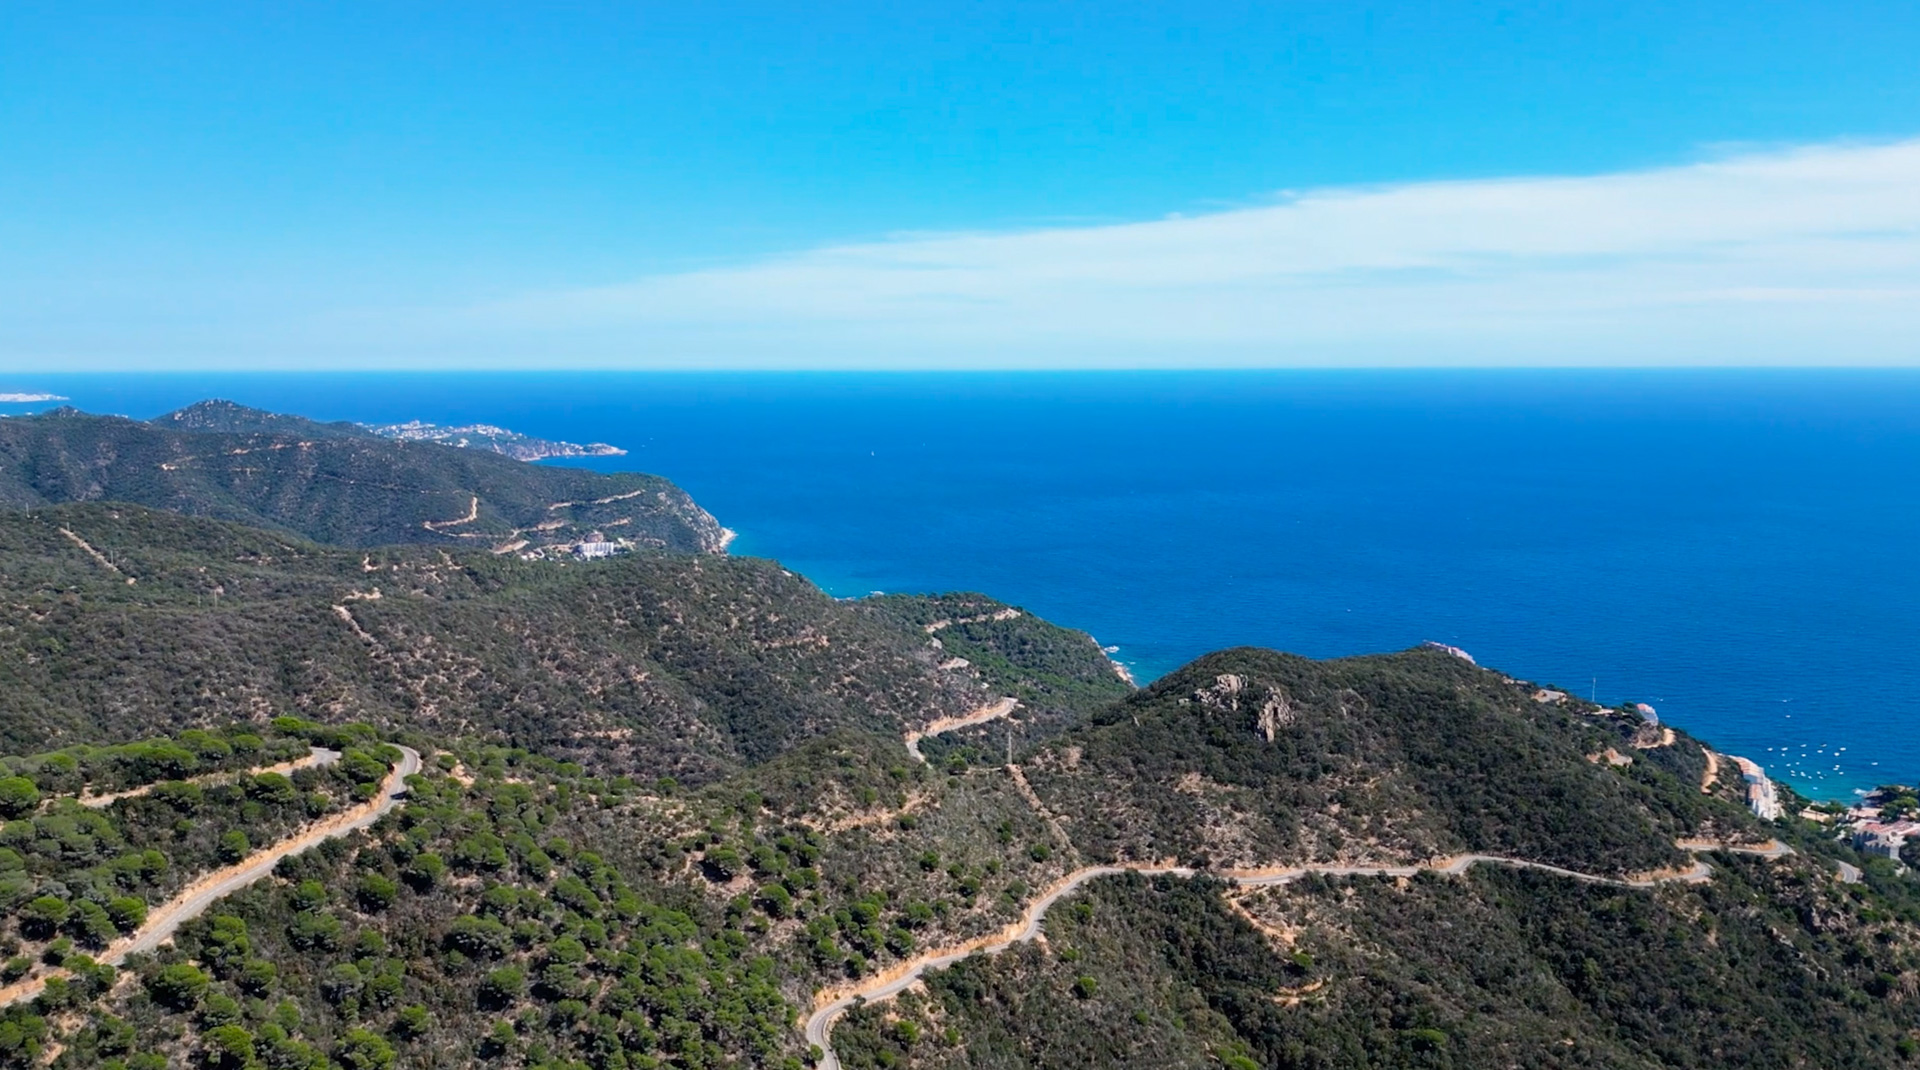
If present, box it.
[841,850,1920,1069]
[0,403,725,551]
[0,504,1054,770]
[857,594,1133,745]
[3,416,1918,1069]
[1023,647,1749,875]
[0,727,397,959]
[59,758,811,1069]
[0,725,310,800]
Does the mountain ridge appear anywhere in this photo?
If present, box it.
[0,403,1910,1070]
[0,403,725,553]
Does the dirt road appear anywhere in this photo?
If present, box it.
[0,746,420,1009]
[803,839,1794,1069]
[904,697,1018,764]
[76,747,339,809]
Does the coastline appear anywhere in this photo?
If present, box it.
[6,370,1909,798]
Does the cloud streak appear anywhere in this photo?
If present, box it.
[8,138,1917,368]
[471,138,1920,367]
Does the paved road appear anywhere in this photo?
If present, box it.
[803,839,1795,1069]
[0,746,420,1008]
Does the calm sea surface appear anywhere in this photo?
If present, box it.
[9,370,1918,800]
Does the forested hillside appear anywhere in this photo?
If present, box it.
[855,594,1134,752]
[0,504,1121,778]
[0,452,1913,1069]
[0,403,725,552]
[150,400,370,440]
[837,846,1920,1070]
[1023,647,1738,876]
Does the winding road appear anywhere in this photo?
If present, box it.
[76,747,340,810]
[904,698,1019,764]
[0,746,420,1009]
[803,839,1795,1069]
[0,736,1803,1067]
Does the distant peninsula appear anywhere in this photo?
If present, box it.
[0,401,727,552]
[359,419,627,461]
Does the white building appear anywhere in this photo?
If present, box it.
[1728,755,1783,821]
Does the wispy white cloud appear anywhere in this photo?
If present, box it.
[8,139,1918,368]
[463,137,1920,367]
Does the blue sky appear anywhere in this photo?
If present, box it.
[3,2,1918,369]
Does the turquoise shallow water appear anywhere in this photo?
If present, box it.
[8,369,1919,801]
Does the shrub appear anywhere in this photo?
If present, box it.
[216,830,250,864]
[334,1028,395,1070]
[479,966,525,1009]
[247,773,298,804]
[0,776,39,819]
[286,910,342,951]
[354,873,398,913]
[20,897,69,940]
[69,901,117,948]
[106,897,148,933]
[238,959,278,997]
[392,1004,431,1040]
[447,916,513,959]
[757,883,793,918]
[148,963,210,1011]
[402,853,445,891]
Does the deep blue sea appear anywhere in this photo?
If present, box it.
[6,370,1917,801]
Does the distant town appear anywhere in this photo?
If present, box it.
[360,419,627,462]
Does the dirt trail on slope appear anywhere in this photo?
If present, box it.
[58,526,134,584]
[547,487,653,511]
[904,698,1018,763]
[71,748,339,810]
[0,747,420,1010]
[803,839,1795,1070]
[1004,764,1072,849]
[1224,892,1298,947]
[421,495,479,531]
